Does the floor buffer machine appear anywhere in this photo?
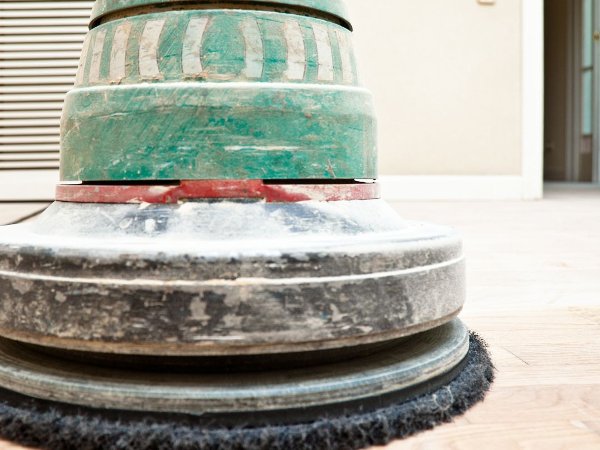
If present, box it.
[0,1,493,448]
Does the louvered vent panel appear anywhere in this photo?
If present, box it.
[0,1,92,194]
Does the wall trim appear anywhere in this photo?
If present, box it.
[0,170,58,202]
[0,172,536,202]
[380,175,528,201]
[521,0,545,199]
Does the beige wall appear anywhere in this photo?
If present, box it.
[346,0,523,176]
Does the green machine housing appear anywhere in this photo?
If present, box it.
[61,0,376,183]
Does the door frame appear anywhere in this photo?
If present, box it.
[522,0,545,197]
[567,0,578,182]
[568,0,600,183]
[594,0,600,182]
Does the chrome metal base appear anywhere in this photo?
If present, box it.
[0,320,468,418]
[0,200,465,357]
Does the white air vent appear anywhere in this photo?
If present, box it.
[0,1,92,200]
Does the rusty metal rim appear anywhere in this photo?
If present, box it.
[55,180,380,204]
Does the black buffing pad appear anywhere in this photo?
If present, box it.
[0,333,493,450]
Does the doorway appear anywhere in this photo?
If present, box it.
[544,0,600,183]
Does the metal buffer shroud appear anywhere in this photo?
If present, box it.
[0,0,469,420]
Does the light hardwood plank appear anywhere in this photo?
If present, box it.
[0,203,49,225]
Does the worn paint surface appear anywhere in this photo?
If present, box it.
[75,11,358,87]
[91,0,351,26]
[61,83,376,182]
[55,180,380,203]
[62,9,373,182]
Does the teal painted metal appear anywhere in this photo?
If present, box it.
[61,8,376,182]
[91,0,350,27]
[76,11,359,87]
[61,83,376,181]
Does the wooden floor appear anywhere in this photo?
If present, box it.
[0,184,599,449]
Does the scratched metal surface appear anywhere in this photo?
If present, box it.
[0,320,468,415]
[0,200,464,356]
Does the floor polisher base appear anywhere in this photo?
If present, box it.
[0,332,494,450]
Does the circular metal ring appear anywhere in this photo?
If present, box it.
[0,200,465,356]
[0,320,469,418]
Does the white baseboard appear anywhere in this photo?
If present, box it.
[0,170,58,201]
[0,172,542,202]
[380,175,541,201]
